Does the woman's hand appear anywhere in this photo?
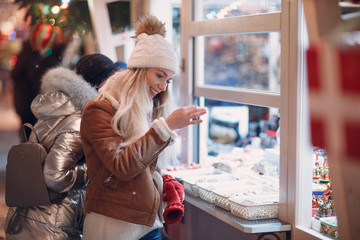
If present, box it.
[165,105,207,130]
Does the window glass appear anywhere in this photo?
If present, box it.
[197,0,281,20]
[198,32,281,92]
[171,6,181,103]
[198,98,280,189]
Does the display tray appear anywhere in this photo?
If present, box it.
[229,194,279,220]
[181,172,235,197]
[213,185,278,211]
[197,180,247,203]
[183,180,200,197]
[170,167,221,180]
[169,168,224,197]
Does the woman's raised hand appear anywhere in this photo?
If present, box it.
[165,105,207,130]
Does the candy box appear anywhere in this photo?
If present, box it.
[320,216,338,239]
[311,217,321,232]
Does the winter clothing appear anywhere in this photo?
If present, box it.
[82,212,163,240]
[80,95,177,227]
[162,174,184,202]
[115,61,127,70]
[127,17,178,74]
[162,182,184,224]
[11,41,67,130]
[11,40,42,127]
[80,15,185,240]
[75,53,119,90]
[161,174,184,224]
[5,66,97,239]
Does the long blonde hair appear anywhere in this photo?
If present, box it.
[98,68,174,146]
[98,14,179,167]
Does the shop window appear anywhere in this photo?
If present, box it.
[195,0,281,20]
[197,33,280,92]
[179,0,293,232]
[178,0,356,239]
[198,98,280,188]
[171,6,182,104]
[107,1,131,34]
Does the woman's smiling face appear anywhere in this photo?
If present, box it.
[146,68,175,98]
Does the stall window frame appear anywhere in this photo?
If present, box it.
[177,1,325,239]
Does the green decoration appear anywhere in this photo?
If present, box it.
[15,0,93,38]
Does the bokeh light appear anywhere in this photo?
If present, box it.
[7,31,16,41]
[45,48,53,56]
[51,5,60,14]
[9,55,17,67]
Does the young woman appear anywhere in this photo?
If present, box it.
[80,15,207,240]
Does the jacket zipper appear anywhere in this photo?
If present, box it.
[104,139,172,183]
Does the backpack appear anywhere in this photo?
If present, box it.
[5,122,67,207]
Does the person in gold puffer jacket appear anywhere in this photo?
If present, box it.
[5,53,119,240]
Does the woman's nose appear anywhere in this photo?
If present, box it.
[158,81,167,91]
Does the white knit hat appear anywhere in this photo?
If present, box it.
[127,33,179,74]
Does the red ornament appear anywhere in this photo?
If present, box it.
[30,22,57,51]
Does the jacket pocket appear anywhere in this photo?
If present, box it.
[99,175,135,204]
[103,174,117,190]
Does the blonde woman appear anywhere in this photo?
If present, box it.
[80,15,207,240]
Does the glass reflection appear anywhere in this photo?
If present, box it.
[198,0,281,20]
[199,32,280,92]
[199,98,280,185]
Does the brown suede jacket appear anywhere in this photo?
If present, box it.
[80,97,174,227]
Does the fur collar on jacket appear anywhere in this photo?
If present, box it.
[40,66,98,111]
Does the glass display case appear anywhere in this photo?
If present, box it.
[166,0,295,238]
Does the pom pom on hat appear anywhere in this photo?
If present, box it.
[75,53,119,89]
[127,15,179,74]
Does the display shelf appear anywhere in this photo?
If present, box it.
[185,194,291,234]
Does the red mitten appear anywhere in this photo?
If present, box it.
[163,182,184,224]
[162,175,184,202]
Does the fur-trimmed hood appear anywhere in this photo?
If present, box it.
[31,66,98,119]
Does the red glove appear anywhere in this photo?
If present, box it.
[163,182,184,224]
[162,175,184,202]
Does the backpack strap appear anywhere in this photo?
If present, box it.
[21,123,40,143]
[21,116,66,144]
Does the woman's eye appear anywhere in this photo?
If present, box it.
[166,80,171,84]
[157,74,163,79]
